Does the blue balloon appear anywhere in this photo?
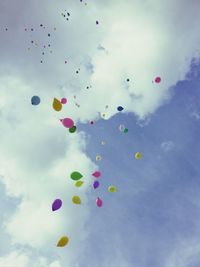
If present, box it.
[31,96,40,105]
[117,106,124,111]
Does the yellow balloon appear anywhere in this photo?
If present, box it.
[75,181,84,187]
[108,186,117,193]
[135,152,142,160]
[96,155,102,161]
[52,98,62,111]
[57,236,69,247]
[72,196,81,204]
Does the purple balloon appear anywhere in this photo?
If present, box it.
[52,199,62,211]
[93,180,100,189]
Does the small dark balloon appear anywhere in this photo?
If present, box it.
[117,106,124,111]
[31,96,40,105]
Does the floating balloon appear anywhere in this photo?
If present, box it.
[75,180,84,187]
[52,98,62,111]
[135,152,142,160]
[57,236,69,247]
[119,124,125,132]
[96,155,102,161]
[69,126,77,133]
[92,171,101,178]
[52,199,62,211]
[117,106,124,111]
[60,118,74,128]
[72,196,81,204]
[101,141,106,145]
[93,180,100,189]
[155,76,161,83]
[124,128,128,133]
[61,98,67,104]
[96,197,103,207]
[108,186,117,193]
[31,95,40,105]
[70,171,83,180]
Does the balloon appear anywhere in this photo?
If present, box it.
[101,141,106,145]
[31,96,40,105]
[119,124,125,132]
[52,199,62,211]
[52,98,62,111]
[93,180,100,189]
[61,98,67,104]
[108,186,117,192]
[124,128,128,133]
[117,106,124,111]
[135,152,142,160]
[60,118,74,128]
[155,76,161,83]
[96,197,103,207]
[96,155,102,161]
[57,236,69,247]
[70,171,83,180]
[69,126,77,133]
[74,180,84,187]
[72,196,81,204]
[92,171,101,178]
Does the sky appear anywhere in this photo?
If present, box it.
[0,0,200,266]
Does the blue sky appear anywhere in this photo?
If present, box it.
[1,1,200,267]
[77,61,200,267]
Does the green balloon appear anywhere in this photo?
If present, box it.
[124,128,128,133]
[69,126,77,133]
[70,171,83,180]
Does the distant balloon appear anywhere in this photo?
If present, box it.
[101,141,106,145]
[52,199,62,211]
[57,236,69,247]
[96,155,102,161]
[117,106,124,111]
[72,196,81,204]
[93,180,100,189]
[119,124,125,132]
[69,126,77,133]
[124,128,128,133]
[74,180,84,187]
[108,185,117,193]
[70,171,83,181]
[155,76,161,83]
[61,98,67,104]
[31,95,40,105]
[52,98,62,111]
[92,171,101,178]
[96,197,103,207]
[60,118,74,128]
[135,152,142,160]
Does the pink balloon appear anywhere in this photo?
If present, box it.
[155,76,161,83]
[92,171,101,178]
[60,118,74,128]
[96,197,103,207]
[61,98,67,104]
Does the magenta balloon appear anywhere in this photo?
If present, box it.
[93,180,100,189]
[92,171,101,178]
[96,197,103,207]
[61,118,74,128]
[61,98,67,104]
[52,199,62,211]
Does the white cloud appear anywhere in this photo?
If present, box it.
[0,251,62,267]
[161,141,174,152]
